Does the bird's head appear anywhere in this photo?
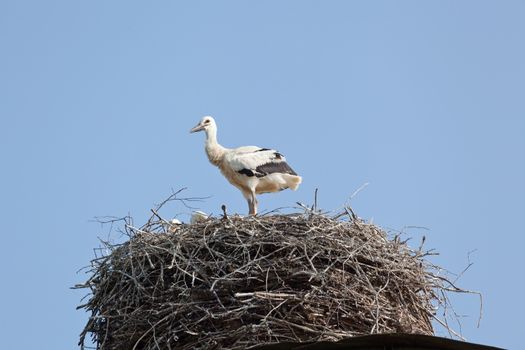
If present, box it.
[190,116,215,133]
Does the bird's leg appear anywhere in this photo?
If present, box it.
[246,197,253,215]
[250,193,258,216]
[242,190,255,216]
[247,197,255,216]
[243,189,258,216]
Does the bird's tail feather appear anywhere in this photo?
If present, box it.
[286,175,302,191]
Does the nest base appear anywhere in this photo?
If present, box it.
[78,212,442,350]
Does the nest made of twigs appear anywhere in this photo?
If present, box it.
[77,207,470,350]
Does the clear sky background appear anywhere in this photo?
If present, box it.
[1,1,524,349]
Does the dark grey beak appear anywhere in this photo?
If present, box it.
[190,123,205,133]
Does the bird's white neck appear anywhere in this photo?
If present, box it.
[204,126,226,166]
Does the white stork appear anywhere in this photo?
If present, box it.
[190,116,302,215]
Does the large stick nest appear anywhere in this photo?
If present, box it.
[77,203,470,350]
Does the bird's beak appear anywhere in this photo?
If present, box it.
[190,123,205,133]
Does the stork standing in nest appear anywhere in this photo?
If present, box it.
[190,116,302,215]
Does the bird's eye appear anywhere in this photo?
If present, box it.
[204,119,210,124]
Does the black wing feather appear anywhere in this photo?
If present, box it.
[237,149,298,178]
[254,161,297,178]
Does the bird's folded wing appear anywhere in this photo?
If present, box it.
[226,148,297,177]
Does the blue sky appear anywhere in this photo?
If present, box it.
[1,1,524,349]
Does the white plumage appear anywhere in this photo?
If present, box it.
[168,218,182,233]
[190,116,302,215]
[190,211,209,224]
[170,218,182,225]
